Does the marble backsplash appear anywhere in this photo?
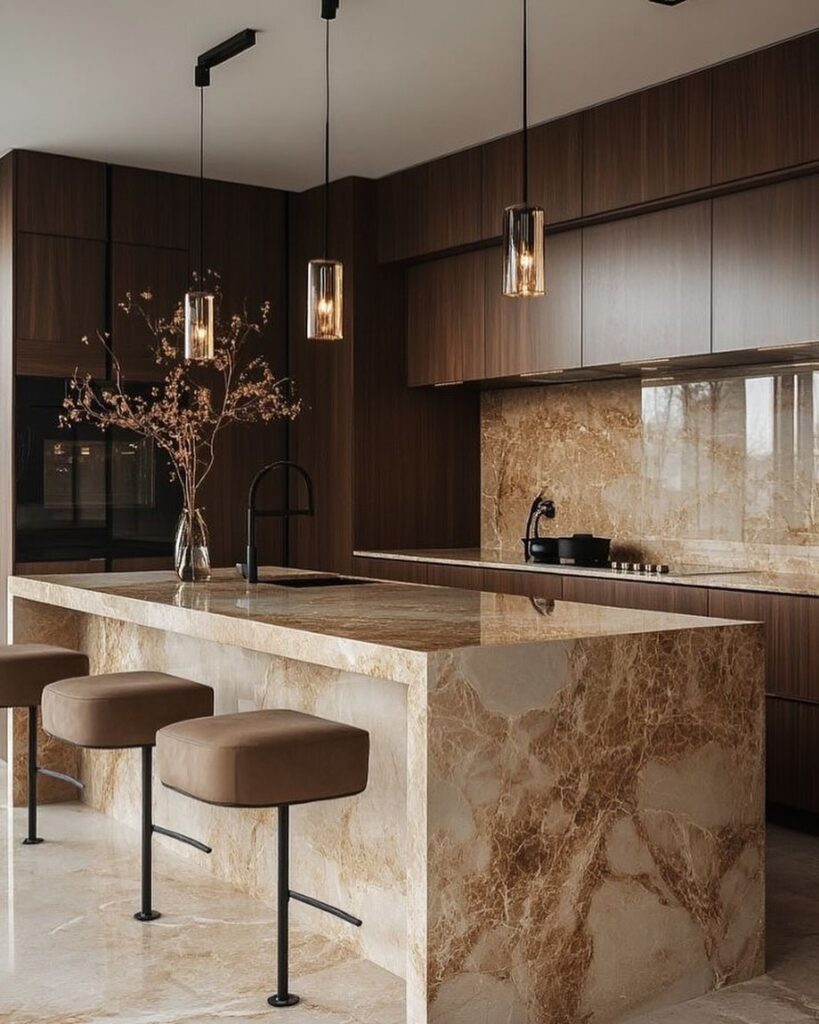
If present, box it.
[482,366,819,573]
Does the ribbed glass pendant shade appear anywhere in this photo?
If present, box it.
[184,291,215,360]
[503,204,545,297]
[307,259,343,341]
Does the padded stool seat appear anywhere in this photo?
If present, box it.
[157,709,370,808]
[43,671,214,750]
[0,644,89,708]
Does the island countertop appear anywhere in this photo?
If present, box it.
[7,567,765,1024]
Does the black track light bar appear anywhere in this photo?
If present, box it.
[321,0,340,21]
[648,0,688,5]
[195,28,257,87]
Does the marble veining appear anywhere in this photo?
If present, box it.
[482,368,819,575]
[6,571,766,1023]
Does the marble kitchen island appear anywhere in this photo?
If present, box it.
[7,568,765,1024]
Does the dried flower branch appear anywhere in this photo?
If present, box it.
[61,273,301,523]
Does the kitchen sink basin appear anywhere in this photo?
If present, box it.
[259,575,374,588]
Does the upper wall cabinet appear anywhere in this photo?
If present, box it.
[582,201,711,366]
[483,231,581,378]
[407,249,485,386]
[712,33,819,184]
[481,114,582,236]
[713,175,819,353]
[378,149,482,263]
[582,73,712,215]
[110,166,190,249]
[16,233,106,377]
[16,150,106,239]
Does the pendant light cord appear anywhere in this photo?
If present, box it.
[323,15,331,260]
[522,0,529,204]
[199,84,205,282]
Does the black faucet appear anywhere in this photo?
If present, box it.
[243,461,315,584]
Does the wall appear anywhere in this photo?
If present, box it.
[482,365,819,573]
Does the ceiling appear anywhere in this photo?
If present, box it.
[1,0,817,193]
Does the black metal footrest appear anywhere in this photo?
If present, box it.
[152,823,212,855]
[37,766,84,789]
[289,889,362,927]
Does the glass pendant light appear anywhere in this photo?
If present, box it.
[308,0,343,341]
[503,0,545,298]
[185,76,215,359]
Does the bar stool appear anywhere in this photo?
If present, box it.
[0,644,90,845]
[42,670,214,921]
[156,709,370,1008]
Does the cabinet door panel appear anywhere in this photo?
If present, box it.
[16,233,106,377]
[16,151,107,239]
[352,557,429,585]
[407,250,485,385]
[707,588,819,701]
[583,73,711,215]
[582,202,711,366]
[111,166,190,249]
[484,568,563,600]
[15,559,106,575]
[713,176,819,352]
[484,231,581,377]
[766,697,819,813]
[378,149,481,262]
[481,114,582,236]
[425,563,485,591]
[563,576,709,616]
[712,33,819,184]
[111,244,189,381]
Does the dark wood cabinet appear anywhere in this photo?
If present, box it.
[425,562,485,591]
[766,697,819,814]
[707,588,819,702]
[407,250,485,385]
[581,202,711,366]
[111,244,189,381]
[484,568,563,600]
[16,233,106,377]
[378,148,482,262]
[15,559,106,575]
[483,231,581,378]
[712,33,819,184]
[15,150,106,240]
[110,166,190,249]
[563,575,709,615]
[481,114,582,236]
[583,73,712,215]
[352,557,429,585]
[712,175,819,352]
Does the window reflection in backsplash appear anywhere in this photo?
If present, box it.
[481,366,819,574]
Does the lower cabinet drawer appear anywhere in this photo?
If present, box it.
[562,576,709,615]
[767,697,819,814]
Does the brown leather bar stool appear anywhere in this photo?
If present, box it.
[42,670,214,921]
[156,709,370,1008]
[0,644,90,845]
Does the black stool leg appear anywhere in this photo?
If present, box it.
[134,745,160,922]
[22,706,43,845]
[268,805,299,1008]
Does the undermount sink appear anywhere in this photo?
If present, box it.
[259,575,374,589]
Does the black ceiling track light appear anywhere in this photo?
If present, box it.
[184,28,257,360]
[648,0,689,6]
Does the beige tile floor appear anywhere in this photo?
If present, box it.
[1,764,818,1023]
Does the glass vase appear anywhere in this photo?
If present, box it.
[174,508,211,582]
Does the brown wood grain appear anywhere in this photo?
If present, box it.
[352,557,429,585]
[16,233,106,377]
[562,576,710,616]
[766,697,819,813]
[712,33,819,184]
[481,113,582,235]
[713,175,819,352]
[377,148,482,262]
[15,150,106,240]
[109,557,174,572]
[483,231,581,377]
[15,559,106,575]
[483,568,564,600]
[425,562,486,591]
[407,250,485,385]
[581,201,712,366]
[111,243,189,381]
[110,165,190,249]
[0,153,14,642]
[582,72,712,215]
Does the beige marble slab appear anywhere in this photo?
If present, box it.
[356,547,819,598]
[6,569,766,1024]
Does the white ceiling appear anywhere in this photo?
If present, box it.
[1,0,817,193]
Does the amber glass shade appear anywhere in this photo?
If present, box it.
[502,204,545,297]
[184,291,215,360]
[307,259,343,341]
